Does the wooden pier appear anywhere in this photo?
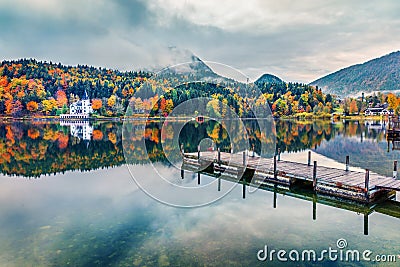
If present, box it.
[182,150,399,203]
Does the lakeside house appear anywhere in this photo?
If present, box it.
[60,90,93,119]
[364,103,394,116]
[59,90,94,141]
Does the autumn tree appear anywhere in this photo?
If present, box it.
[164,99,174,114]
[56,89,68,108]
[107,95,116,108]
[26,101,39,112]
[42,98,58,115]
[349,99,358,114]
[92,99,102,110]
[159,97,167,114]
[387,93,398,110]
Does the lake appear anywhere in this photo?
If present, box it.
[0,119,399,266]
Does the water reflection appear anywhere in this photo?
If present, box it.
[0,119,398,177]
[0,164,399,266]
[0,118,399,266]
[60,120,93,141]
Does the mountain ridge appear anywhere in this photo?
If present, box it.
[310,51,400,97]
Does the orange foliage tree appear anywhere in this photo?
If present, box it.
[56,89,68,108]
[26,101,39,112]
[349,99,358,114]
[92,99,102,110]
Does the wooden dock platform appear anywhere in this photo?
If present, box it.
[183,150,399,203]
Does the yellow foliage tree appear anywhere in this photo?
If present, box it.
[387,93,398,110]
[42,98,58,114]
[107,95,116,108]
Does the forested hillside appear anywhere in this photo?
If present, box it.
[0,59,336,117]
[310,51,400,96]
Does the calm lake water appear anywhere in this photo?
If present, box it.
[0,119,399,266]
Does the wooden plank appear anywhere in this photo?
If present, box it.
[316,170,349,180]
[369,178,395,187]
[327,173,364,184]
[377,180,400,189]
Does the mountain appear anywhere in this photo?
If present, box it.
[156,46,216,75]
[154,47,237,85]
[255,73,284,85]
[310,51,400,97]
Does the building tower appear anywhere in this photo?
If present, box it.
[81,90,93,115]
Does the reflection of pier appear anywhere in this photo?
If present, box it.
[387,116,400,150]
[182,151,399,204]
[182,151,400,235]
[387,116,400,139]
[60,121,93,140]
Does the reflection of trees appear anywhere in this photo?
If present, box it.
[0,120,387,177]
[0,122,124,177]
[275,120,386,153]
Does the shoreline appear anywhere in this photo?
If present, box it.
[0,114,388,122]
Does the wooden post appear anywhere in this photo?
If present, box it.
[218,178,221,191]
[197,172,200,185]
[243,151,246,166]
[365,169,370,201]
[277,148,281,161]
[242,183,246,199]
[345,155,349,172]
[307,151,311,166]
[364,213,369,236]
[273,156,277,180]
[394,160,398,179]
[217,147,221,165]
[313,161,317,191]
[312,194,317,221]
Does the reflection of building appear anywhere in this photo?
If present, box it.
[60,121,93,141]
[60,90,93,120]
[364,120,387,131]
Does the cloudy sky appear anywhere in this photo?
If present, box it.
[0,0,399,83]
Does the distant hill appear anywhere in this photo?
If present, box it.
[310,51,400,97]
[255,73,284,85]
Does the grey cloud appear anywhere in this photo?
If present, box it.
[0,0,399,83]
